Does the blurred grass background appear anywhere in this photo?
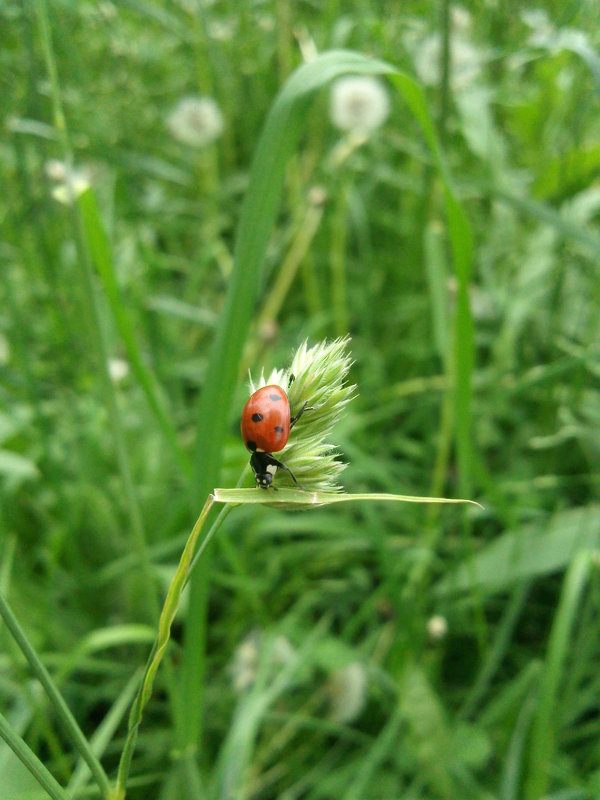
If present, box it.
[2,1,600,798]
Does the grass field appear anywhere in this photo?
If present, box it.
[2,1,600,798]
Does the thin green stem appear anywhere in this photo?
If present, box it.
[116,494,216,799]
[34,0,70,155]
[67,671,142,798]
[0,591,111,799]
[189,502,233,577]
[0,712,71,800]
[438,0,451,143]
[73,197,157,615]
[257,201,325,329]
[330,181,350,337]
[524,551,595,800]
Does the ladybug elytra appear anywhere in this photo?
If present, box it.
[240,383,309,489]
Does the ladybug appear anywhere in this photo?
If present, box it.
[241,384,309,489]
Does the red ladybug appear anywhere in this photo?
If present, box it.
[241,384,309,489]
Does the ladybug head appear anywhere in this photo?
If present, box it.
[256,471,273,489]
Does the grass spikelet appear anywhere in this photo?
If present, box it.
[247,336,355,492]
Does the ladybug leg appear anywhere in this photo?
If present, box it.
[264,454,300,487]
[290,401,312,429]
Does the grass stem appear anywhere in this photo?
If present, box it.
[0,591,111,799]
[115,494,216,799]
[0,712,72,800]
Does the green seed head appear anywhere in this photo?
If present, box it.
[248,337,355,492]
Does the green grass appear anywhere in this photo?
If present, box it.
[2,1,600,798]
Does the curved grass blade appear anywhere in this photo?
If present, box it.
[184,48,474,752]
[115,496,214,800]
[524,550,595,800]
[183,50,394,750]
[113,480,478,797]
[77,188,192,479]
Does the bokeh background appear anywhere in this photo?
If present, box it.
[2,1,600,798]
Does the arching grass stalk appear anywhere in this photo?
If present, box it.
[115,339,479,798]
[114,495,215,800]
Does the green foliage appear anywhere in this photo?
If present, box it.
[1,1,600,799]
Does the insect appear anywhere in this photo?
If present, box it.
[241,383,309,489]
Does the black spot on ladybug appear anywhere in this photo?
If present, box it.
[269,393,282,401]
[274,425,283,433]
[252,413,263,423]
[246,440,257,451]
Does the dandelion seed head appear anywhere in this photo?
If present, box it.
[45,160,91,204]
[0,333,10,366]
[208,18,236,41]
[308,185,328,207]
[451,5,472,34]
[108,358,129,383]
[427,614,448,640]
[98,2,117,20]
[167,95,224,148]
[45,159,68,182]
[272,635,295,666]
[327,662,368,724]
[228,630,296,693]
[329,76,390,134]
[521,9,555,45]
[229,630,261,692]
[522,9,589,54]
[257,13,275,32]
[414,32,482,90]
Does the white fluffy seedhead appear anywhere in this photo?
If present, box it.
[329,75,390,134]
[166,95,224,147]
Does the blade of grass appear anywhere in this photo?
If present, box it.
[330,181,350,337]
[213,621,329,800]
[524,550,596,800]
[77,189,192,479]
[256,199,326,333]
[460,582,531,719]
[183,50,474,758]
[211,487,481,509]
[490,186,600,259]
[67,671,141,798]
[114,479,476,796]
[0,712,71,800]
[115,495,215,799]
[438,0,451,141]
[0,591,111,799]
[424,221,450,361]
[390,72,475,499]
[182,49,395,753]
[500,689,539,800]
[436,505,600,596]
[344,706,403,800]
[34,0,158,629]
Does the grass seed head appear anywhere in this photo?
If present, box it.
[248,336,355,492]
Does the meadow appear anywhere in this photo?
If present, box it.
[1,1,600,798]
